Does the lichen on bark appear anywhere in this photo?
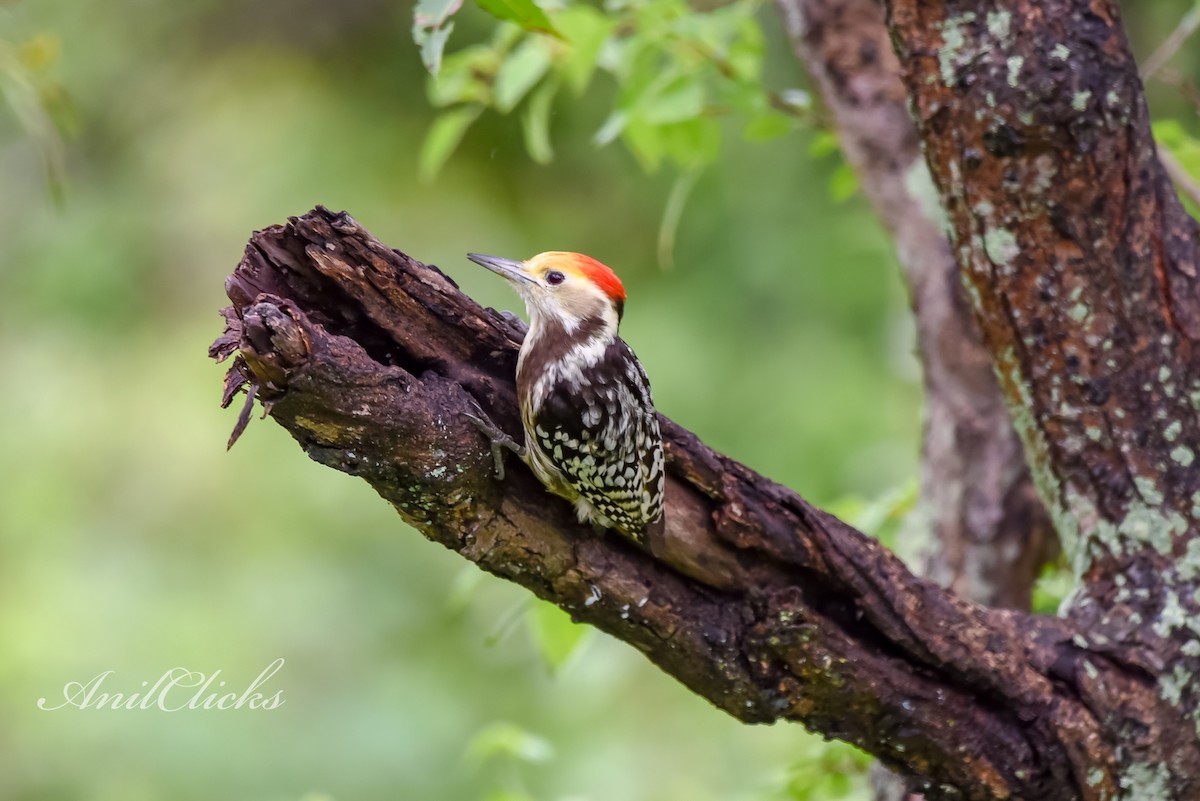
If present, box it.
[206,0,1200,797]
[887,0,1200,793]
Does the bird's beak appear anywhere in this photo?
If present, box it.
[467,253,535,286]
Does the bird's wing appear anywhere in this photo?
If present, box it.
[530,338,664,537]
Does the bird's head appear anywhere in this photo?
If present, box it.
[468,251,627,334]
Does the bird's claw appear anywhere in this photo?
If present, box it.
[464,401,525,480]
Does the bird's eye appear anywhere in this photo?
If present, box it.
[546,271,565,286]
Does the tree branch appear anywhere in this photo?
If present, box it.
[214,208,1130,800]
[206,3,1200,796]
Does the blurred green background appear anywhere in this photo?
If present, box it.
[1,1,1196,799]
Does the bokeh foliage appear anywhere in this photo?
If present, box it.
[416,0,804,179]
[2,0,1199,799]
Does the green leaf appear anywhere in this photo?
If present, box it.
[668,0,761,77]
[418,104,482,183]
[593,109,627,146]
[743,111,794,142]
[633,0,688,34]
[476,0,560,37]
[717,79,768,116]
[640,77,704,124]
[621,117,664,172]
[1032,558,1072,615]
[826,481,917,551]
[781,738,872,800]
[428,45,496,107]
[553,5,615,94]
[527,597,590,670]
[494,36,552,113]
[520,80,556,164]
[1154,118,1200,208]
[16,34,61,72]
[490,19,526,50]
[1153,119,1196,155]
[808,129,840,158]
[727,12,765,81]
[466,722,555,765]
[660,116,720,168]
[829,161,859,203]
[614,36,664,106]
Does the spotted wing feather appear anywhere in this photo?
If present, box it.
[529,338,664,540]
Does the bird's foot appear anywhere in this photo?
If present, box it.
[464,399,526,480]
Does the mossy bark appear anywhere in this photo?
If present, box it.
[214,208,1179,800]
[209,4,1200,800]
[883,0,1200,797]
[777,0,1058,615]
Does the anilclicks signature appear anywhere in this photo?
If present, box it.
[37,657,286,711]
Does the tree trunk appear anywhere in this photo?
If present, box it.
[881,0,1200,796]
[208,1,1200,797]
[775,1,1060,796]
[777,0,1057,616]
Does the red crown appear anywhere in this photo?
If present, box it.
[569,253,626,302]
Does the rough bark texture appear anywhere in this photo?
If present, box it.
[208,1,1200,797]
[774,2,1058,796]
[777,0,1056,614]
[216,208,1169,801]
[885,0,1200,795]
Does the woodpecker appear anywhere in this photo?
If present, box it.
[466,251,665,543]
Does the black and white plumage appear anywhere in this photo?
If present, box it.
[467,251,665,542]
[522,331,665,539]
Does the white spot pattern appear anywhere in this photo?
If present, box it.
[520,335,664,541]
